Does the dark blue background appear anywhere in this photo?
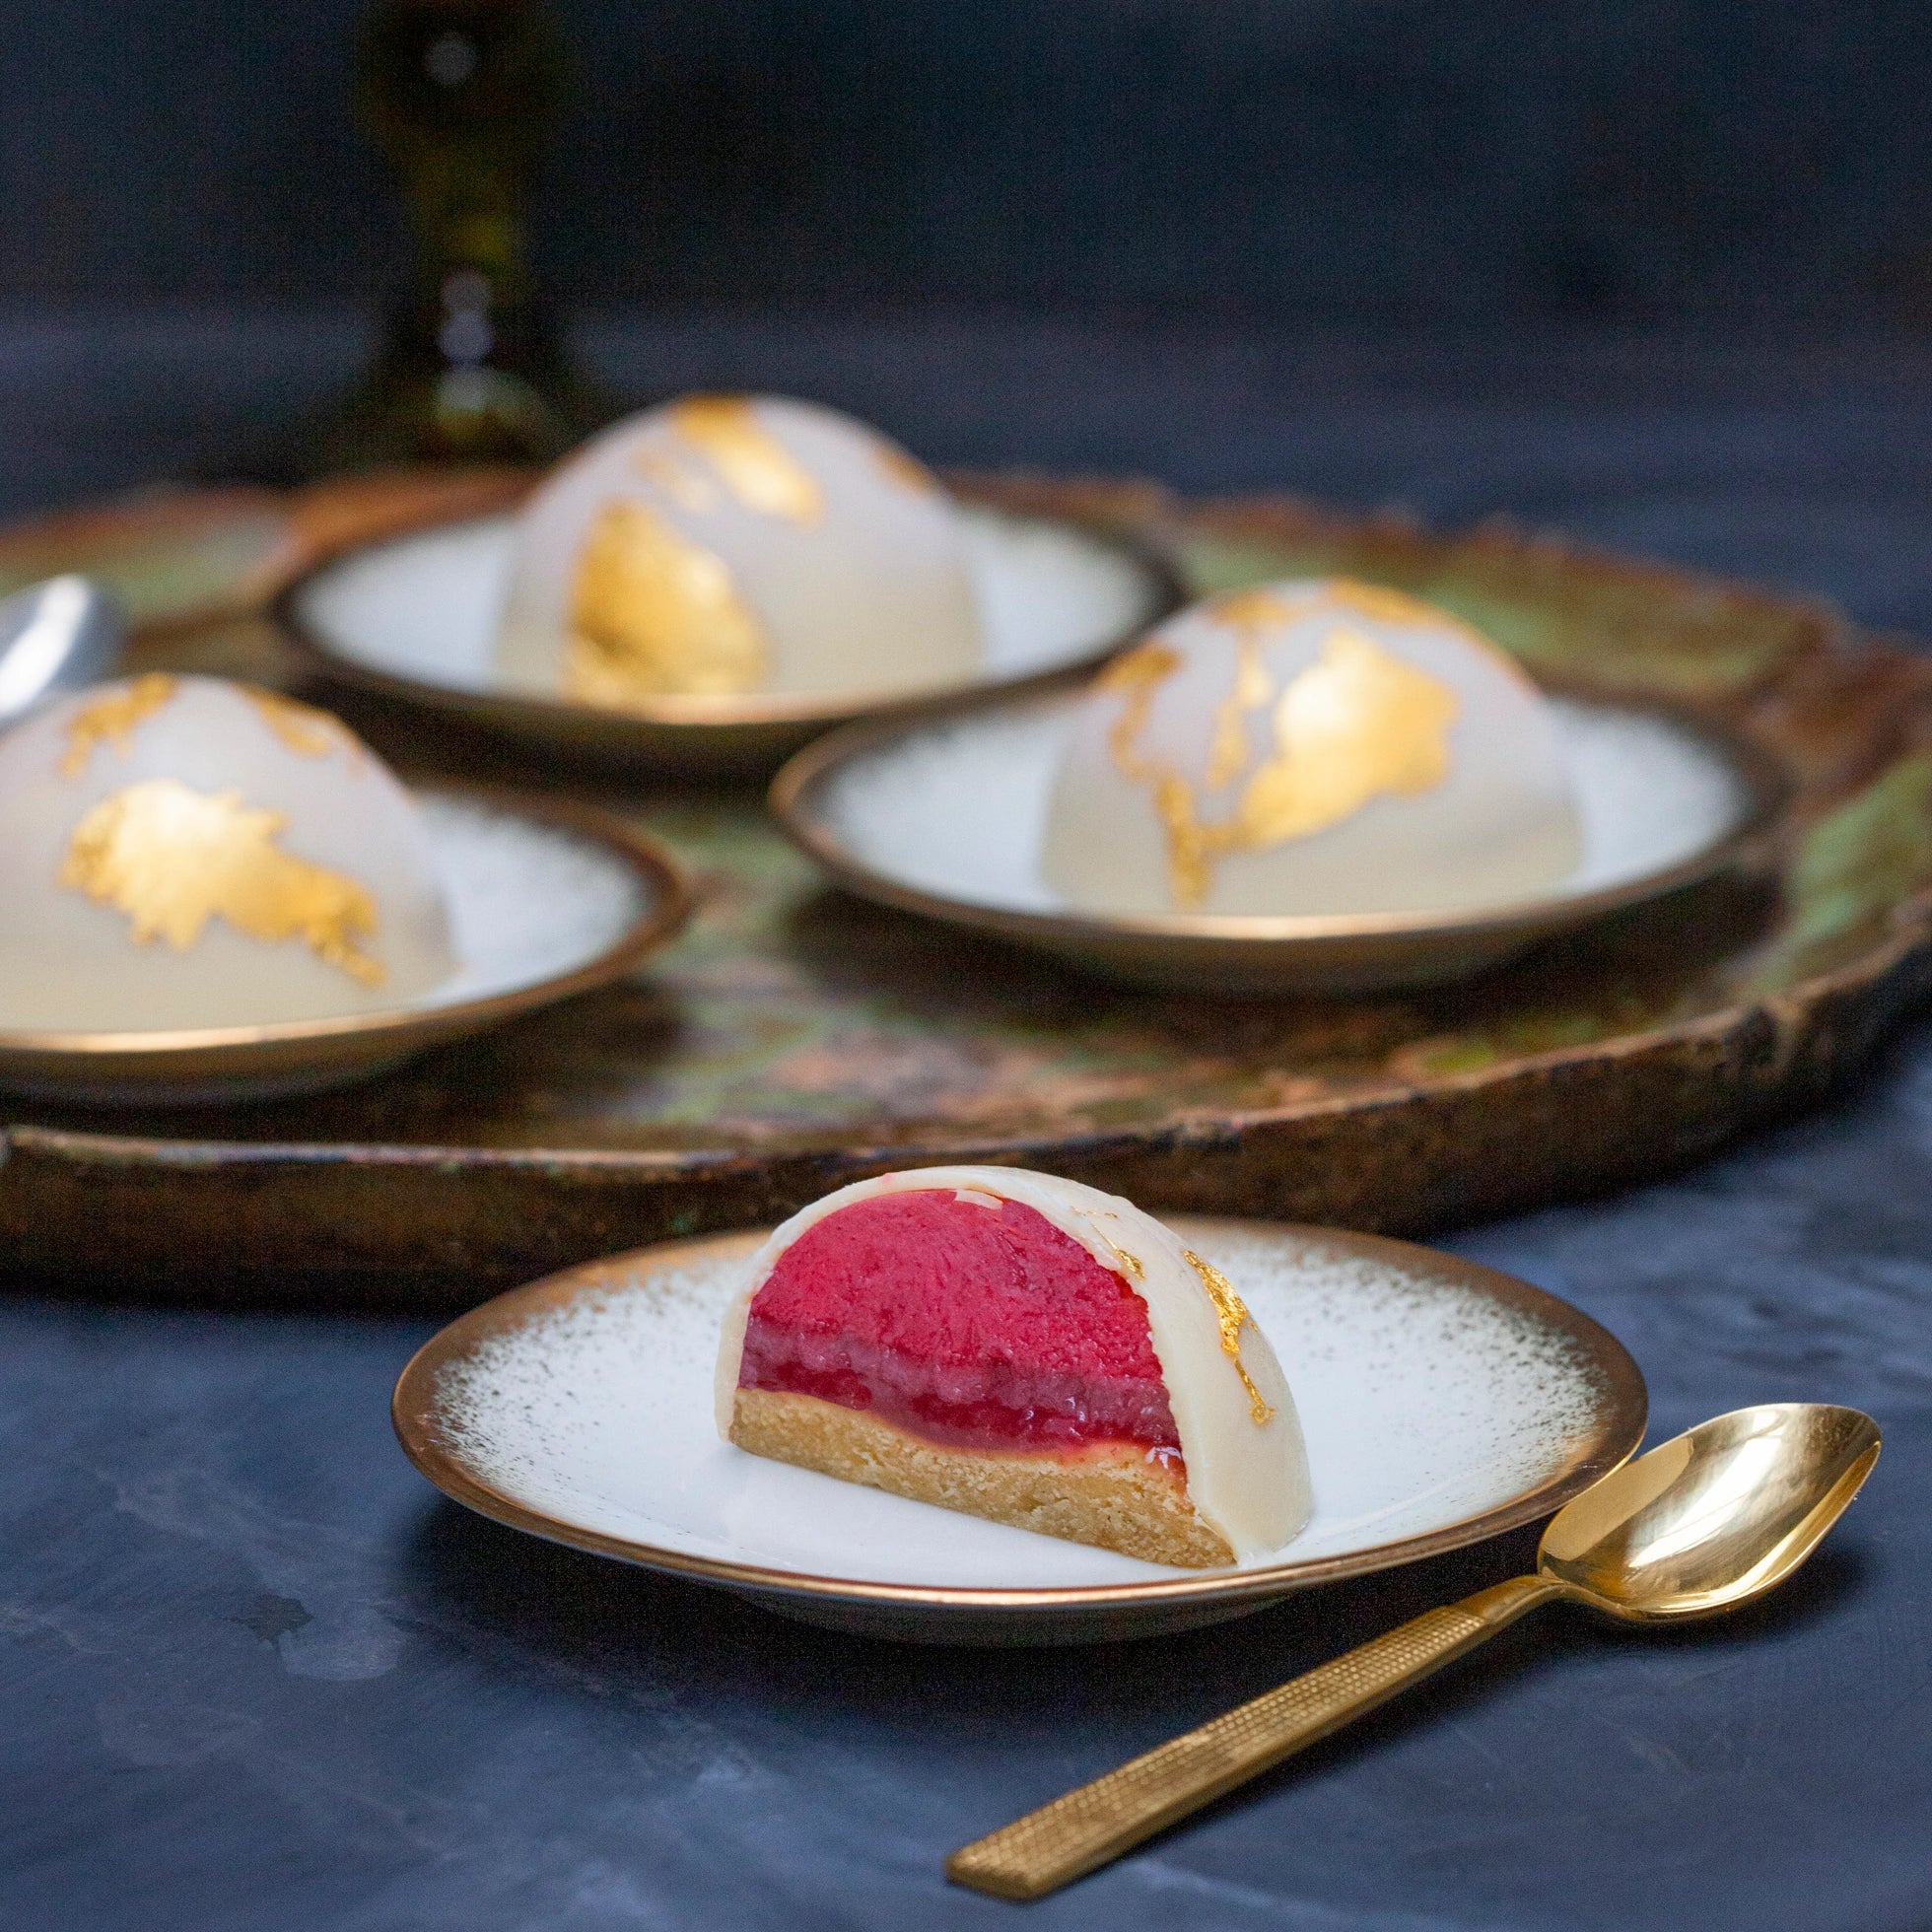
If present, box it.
[4,0,1932,320]
[6,7,1932,1919]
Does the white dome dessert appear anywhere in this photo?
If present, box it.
[1042,579,1582,919]
[0,674,456,1032]
[495,393,983,711]
[717,1164,1311,1566]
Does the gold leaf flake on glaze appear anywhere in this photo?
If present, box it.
[634,447,721,514]
[60,779,383,986]
[1181,1249,1276,1425]
[565,500,768,704]
[871,438,940,494]
[1097,643,1182,783]
[1323,580,1542,691]
[244,687,349,760]
[1206,648,1277,790]
[1205,589,1298,788]
[59,675,177,778]
[1324,582,1451,628]
[669,396,824,525]
[1205,587,1299,636]
[1084,1210,1148,1281]
[1234,629,1458,847]
[1101,591,1462,908]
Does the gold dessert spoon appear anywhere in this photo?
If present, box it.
[948,1402,1879,1901]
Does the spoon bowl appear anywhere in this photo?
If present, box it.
[0,574,126,724]
[1539,1402,1881,1622]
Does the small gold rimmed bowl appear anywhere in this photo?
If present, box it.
[393,1219,1645,1646]
[770,679,1790,994]
[277,501,1181,773]
[0,785,691,1105]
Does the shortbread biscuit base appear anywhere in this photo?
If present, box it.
[730,1387,1235,1568]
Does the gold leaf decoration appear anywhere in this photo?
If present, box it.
[1102,591,1462,909]
[1204,591,1290,790]
[59,674,177,778]
[634,448,721,514]
[244,687,349,760]
[1234,629,1459,846]
[1181,1249,1276,1425]
[60,779,383,987]
[669,396,824,524]
[565,501,769,704]
[871,438,940,495]
[1097,642,1183,781]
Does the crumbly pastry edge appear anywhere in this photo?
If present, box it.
[729,1387,1236,1569]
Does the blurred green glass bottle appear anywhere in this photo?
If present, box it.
[310,0,608,473]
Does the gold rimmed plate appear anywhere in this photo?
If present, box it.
[277,501,1182,772]
[0,786,691,1105]
[393,1218,1646,1645]
[771,681,1790,993]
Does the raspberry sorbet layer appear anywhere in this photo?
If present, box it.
[737,1191,1182,1459]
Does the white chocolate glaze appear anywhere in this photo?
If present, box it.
[497,394,983,705]
[714,1165,1311,1561]
[0,675,455,1032]
[1043,578,1581,918]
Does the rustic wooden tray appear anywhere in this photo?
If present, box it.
[5,474,1930,1305]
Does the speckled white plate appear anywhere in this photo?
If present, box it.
[394,1218,1646,1643]
[279,507,1179,771]
[772,686,1789,992]
[0,786,690,1105]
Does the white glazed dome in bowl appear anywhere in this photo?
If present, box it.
[1042,579,1582,918]
[495,393,984,713]
[0,674,456,1033]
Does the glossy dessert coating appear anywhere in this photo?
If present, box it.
[738,1190,1182,1456]
[1042,578,1581,919]
[496,393,983,710]
[716,1166,1312,1567]
[0,674,455,1033]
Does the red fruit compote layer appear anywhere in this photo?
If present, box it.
[737,1190,1181,1466]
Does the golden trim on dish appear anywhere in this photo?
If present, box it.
[389,1220,1648,1641]
[275,497,1183,753]
[0,785,692,1107]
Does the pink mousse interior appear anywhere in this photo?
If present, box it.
[738,1190,1180,1457]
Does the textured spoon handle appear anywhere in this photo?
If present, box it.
[946,1574,1559,1901]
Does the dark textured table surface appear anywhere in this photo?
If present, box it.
[6,318,1932,1932]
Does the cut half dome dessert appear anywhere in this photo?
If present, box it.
[715,1167,1310,1567]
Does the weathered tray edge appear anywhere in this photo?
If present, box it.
[8,902,1926,1307]
[7,478,1931,1306]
